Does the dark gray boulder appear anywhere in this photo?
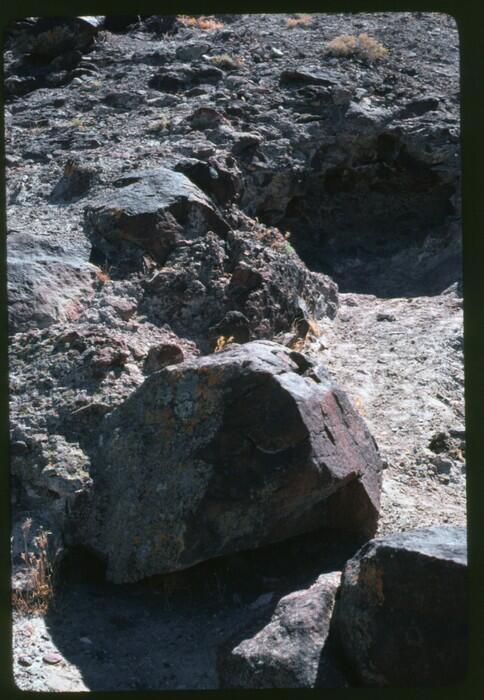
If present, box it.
[218,571,349,688]
[7,232,97,333]
[75,340,382,583]
[84,167,229,265]
[333,526,468,686]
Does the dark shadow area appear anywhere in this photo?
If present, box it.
[258,137,461,298]
[46,528,363,690]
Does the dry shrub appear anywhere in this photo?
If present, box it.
[95,267,110,285]
[286,14,311,28]
[148,115,171,132]
[178,15,224,30]
[12,520,59,616]
[326,32,388,61]
[214,335,235,353]
[210,53,244,70]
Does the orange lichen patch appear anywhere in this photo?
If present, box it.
[144,406,173,426]
[132,535,142,546]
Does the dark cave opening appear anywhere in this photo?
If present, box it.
[258,140,460,298]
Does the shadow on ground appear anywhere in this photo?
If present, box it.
[45,529,361,690]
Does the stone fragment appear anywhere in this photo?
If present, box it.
[333,526,468,686]
[143,343,185,373]
[76,341,382,582]
[218,572,349,688]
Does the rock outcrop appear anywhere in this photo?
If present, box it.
[84,167,229,266]
[7,231,97,332]
[333,526,468,686]
[75,341,382,582]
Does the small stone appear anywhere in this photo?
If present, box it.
[18,655,33,666]
[376,312,396,322]
[43,652,62,665]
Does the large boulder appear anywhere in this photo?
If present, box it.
[84,168,229,266]
[75,340,383,583]
[333,526,468,686]
[7,232,97,333]
[217,571,349,688]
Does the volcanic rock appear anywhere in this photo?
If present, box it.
[75,340,383,583]
[7,231,97,333]
[333,526,468,686]
[84,167,229,266]
[218,571,349,688]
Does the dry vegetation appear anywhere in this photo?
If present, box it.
[214,335,235,352]
[209,53,244,70]
[286,14,312,28]
[11,519,59,616]
[326,33,389,61]
[178,15,224,31]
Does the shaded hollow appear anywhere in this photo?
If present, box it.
[259,136,460,298]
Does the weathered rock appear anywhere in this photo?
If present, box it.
[7,232,97,333]
[174,153,242,205]
[84,167,229,266]
[9,17,103,58]
[218,571,349,688]
[50,158,96,202]
[76,341,382,582]
[141,227,338,347]
[148,65,223,92]
[333,526,468,686]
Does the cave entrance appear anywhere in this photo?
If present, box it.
[258,139,460,298]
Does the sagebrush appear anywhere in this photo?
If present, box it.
[326,33,388,61]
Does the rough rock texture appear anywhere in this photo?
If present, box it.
[7,231,98,332]
[333,526,468,686]
[76,341,382,582]
[84,167,229,265]
[217,571,348,688]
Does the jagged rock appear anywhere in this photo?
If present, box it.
[143,343,185,373]
[175,153,242,205]
[218,571,349,688]
[333,526,468,686]
[75,341,382,582]
[7,232,97,333]
[148,65,223,92]
[141,227,338,347]
[50,158,96,202]
[84,167,229,265]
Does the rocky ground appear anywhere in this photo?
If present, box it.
[6,13,464,691]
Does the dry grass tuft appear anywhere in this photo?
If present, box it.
[286,14,311,28]
[148,115,171,133]
[209,53,244,70]
[214,335,235,353]
[95,266,110,285]
[12,520,60,616]
[326,32,388,61]
[178,15,224,30]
